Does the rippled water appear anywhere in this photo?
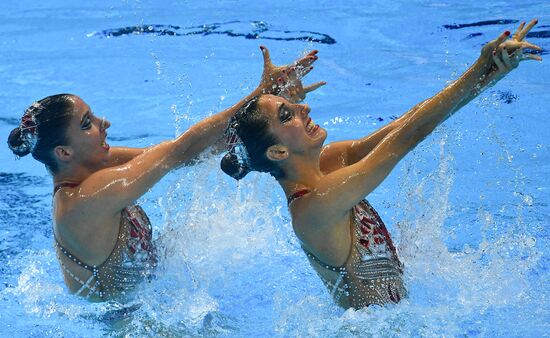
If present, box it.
[1,0,548,337]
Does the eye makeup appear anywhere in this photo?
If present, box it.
[80,111,92,130]
[279,104,294,123]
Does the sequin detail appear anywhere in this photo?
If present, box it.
[54,204,157,300]
[295,195,406,309]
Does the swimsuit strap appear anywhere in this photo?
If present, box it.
[53,182,100,273]
[57,257,102,299]
[287,189,311,205]
[53,182,80,195]
[54,235,100,274]
[302,246,347,272]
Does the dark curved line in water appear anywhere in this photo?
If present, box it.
[526,30,550,39]
[443,19,519,30]
[0,117,21,126]
[444,19,548,55]
[90,21,336,45]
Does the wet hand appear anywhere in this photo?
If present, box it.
[258,46,326,103]
[478,19,542,88]
[493,20,542,71]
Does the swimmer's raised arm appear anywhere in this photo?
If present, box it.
[305,23,541,223]
[71,47,323,215]
[319,19,541,175]
[319,99,429,173]
[105,146,150,166]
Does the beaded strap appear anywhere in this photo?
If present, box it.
[54,240,99,275]
[56,251,102,299]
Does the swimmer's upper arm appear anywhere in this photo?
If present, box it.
[319,129,401,174]
[319,141,351,173]
[74,130,200,216]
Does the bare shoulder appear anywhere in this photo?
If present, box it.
[53,186,121,258]
[53,183,117,221]
[319,141,351,174]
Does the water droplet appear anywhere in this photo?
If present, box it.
[522,194,533,206]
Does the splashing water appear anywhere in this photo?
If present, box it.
[2,140,547,336]
[2,113,547,337]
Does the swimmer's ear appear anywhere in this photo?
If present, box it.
[266,144,289,162]
[54,145,73,162]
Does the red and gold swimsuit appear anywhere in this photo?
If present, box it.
[288,189,406,309]
[53,183,157,301]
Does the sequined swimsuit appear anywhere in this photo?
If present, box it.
[288,189,407,309]
[53,183,157,301]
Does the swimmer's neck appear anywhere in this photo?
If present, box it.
[53,162,104,188]
[278,154,323,197]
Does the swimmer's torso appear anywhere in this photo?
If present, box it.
[54,185,157,301]
[293,193,406,309]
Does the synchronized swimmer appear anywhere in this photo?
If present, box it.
[220,20,541,309]
[7,46,323,301]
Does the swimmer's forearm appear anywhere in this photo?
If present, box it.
[393,55,495,134]
[169,87,262,166]
[349,59,488,164]
[345,99,430,164]
[448,59,497,113]
[393,61,486,147]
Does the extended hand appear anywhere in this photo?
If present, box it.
[258,46,326,103]
[479,19,542,88]
[493,20,542,70]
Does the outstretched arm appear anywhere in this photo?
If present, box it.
[306,21,542,225]
[320,20,541,174]
[319,99,428,173]
[73,47,324,216]
[110,47,326,164]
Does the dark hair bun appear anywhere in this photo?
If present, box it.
[7,127,32,157]
[220,152,249,180]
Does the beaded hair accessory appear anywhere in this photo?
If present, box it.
[14,102,41,154]
[224,97,259,170]
[225,118,251,169]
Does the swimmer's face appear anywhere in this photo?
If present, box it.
[62,96,111,169]
[259,95,326,155]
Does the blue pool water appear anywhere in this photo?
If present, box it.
[1,1,548,336]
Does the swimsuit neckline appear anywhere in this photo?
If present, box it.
[53,182,80,195]
[287,189,311,205]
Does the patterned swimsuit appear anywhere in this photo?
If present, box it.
[54,183,157,301]
[288,190,406,309]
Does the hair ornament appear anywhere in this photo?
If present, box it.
[225,118,251,169]
[15,103,41,154]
